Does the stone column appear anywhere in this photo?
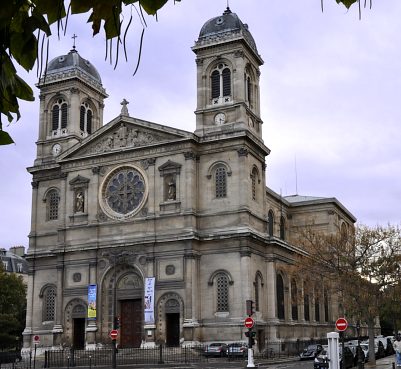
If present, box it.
[52,264,64,347]
[183,252,200,343]
[22,267,35,350]
[266,258,278,341]
[86,260,98,349]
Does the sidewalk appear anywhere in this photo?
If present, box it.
[365,356,396,369]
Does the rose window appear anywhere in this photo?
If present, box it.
[101,166,147,219]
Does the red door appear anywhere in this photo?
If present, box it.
[120,299,142,348]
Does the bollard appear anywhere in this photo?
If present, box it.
[89,355,92,369]
[392,363,395,369]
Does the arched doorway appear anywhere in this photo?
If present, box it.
[165,299,180,347]
[103,266,144,348]
[72,305,86,349]
[64,299,87,349]
[156,293,183,347]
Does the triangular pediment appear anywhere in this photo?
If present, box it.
[62,116,194,160]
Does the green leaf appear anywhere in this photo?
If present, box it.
[336,0,359,9]
[34,0,66,25]
[71,0,95,14]
[0,130,15,145]
[139,0,169,15]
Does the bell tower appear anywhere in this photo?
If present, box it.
[34,47,108,165]
[192,7,264,139]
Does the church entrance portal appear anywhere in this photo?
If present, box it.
[73,318,86,349]
[165,313,180,347]
[120,299,142,348]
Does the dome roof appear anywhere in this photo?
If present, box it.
[46,48,102,84]
[197,7,259,56]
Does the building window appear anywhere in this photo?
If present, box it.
[254,273,263,312]
[51,98,68,134]
[276,274,285,320]
[42,286,56,322]
[251,170,256,201]
[324,291,329,322]
[216,273,229,312]
[280,216,286,240]
[46,189,60,221]
[291,279,298,321]
[268,210,274,236]
[215,166,227,198]
[211,63,231,104]
[304,288,310,321]
[2,261,8,271]
[315,297,320,322]
[17,263,23,273]
[80,102,93,136]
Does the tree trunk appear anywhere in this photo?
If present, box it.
[368,319,376,364]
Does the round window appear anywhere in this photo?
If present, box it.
[100,165,147,219]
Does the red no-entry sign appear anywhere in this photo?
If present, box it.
[335,317,348,332]
[244,317,255,329]
[109,329,118,339]
[33,335,40,345]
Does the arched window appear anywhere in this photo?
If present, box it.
[291,279,298,321]
[276,274,285,320]
[46,189,60,221]
[80,102,93,135]
[211,63,231,104]
[216,272,229,312]
[215,166,227,198]
[51,98,68,134]
[42,286,56,322]
[268,210,274,236]
[251,167,259,201]
[280,216,286,240]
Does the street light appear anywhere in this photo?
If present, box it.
[102,250,132,369]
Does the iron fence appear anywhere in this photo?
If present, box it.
[41,339,328,367]
[44,345,208,368]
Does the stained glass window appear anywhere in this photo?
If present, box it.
[43,286,56,322]
[47,190,59,220]
[102,167,146,218]
[216,273,229,312]
[215,166,227,198]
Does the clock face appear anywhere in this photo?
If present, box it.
[52,144,62,156]
[214,113,226,125]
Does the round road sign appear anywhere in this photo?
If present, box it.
[335,317,348,332]
[244,317,255,329]
[110,329,118,339]
[33,335,40,344]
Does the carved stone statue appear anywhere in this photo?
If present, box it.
[75,190,84,212]
[167,178,176,200]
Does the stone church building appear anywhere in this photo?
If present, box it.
[23,8,356,351]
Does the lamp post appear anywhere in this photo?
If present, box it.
[102,251,132,369]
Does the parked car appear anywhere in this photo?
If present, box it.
[313,346,354,369]
[300,344,323,360]
[204,342,228,357]
[360,343,369,361]
[0,351,22,364]
[227,342,248,357]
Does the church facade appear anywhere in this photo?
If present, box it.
[23,8,356,351]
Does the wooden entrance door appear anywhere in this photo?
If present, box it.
[73,318,86,349]
[120,299,142,348]
[166,313,180,347]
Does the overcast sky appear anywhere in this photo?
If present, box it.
[1,0,400,249]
